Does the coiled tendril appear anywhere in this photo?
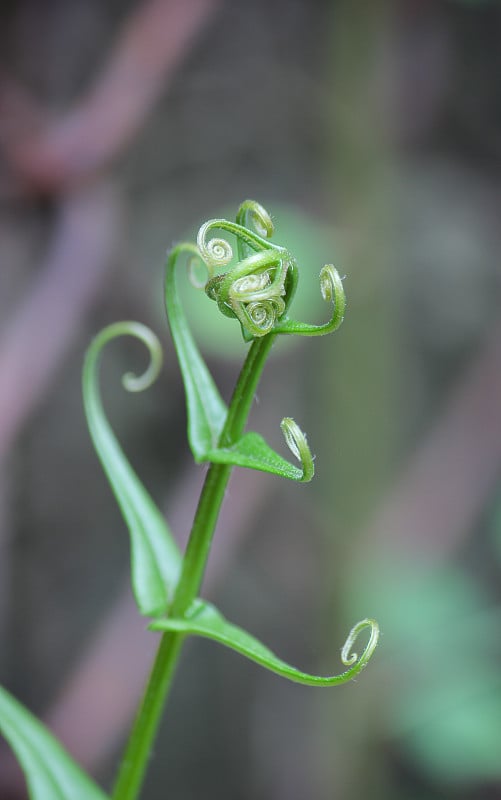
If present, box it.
[204,244,291,340]
[189,200,345,342]
[195,202,291,340]
[341,618,379,672]
[196,225,234,272]
[280,417,314,482]
[236,199,274,256]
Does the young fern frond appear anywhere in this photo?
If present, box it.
[152,201,377,690]
[97,201,377,800]
[0,199,377,800]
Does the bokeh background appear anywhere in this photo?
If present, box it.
[1,1,501,798]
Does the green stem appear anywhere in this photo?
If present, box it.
[173,332,275,612]
[112,333,275,800]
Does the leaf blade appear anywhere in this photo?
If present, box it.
[164,244,228,458]
[207,433,303,481]
[207,417,314,482]
[83,322,182,617]
[151,601,379,687]
[0,685,109,800]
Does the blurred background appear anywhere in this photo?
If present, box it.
[1,0,501,798]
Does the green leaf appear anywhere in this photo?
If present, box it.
[83,322,181,617]
[207,434,303,481]
[0,684,109,800]
[151,600,378,687]
[164,244,228,459]
[207,417,314,482]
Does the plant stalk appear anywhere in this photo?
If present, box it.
[112,333,275,800]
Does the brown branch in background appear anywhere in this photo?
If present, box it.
[0,70,47,142]
[0,2,223,793]
[0,180,121,461]
[5,0,221,192]
[0,179,120,798]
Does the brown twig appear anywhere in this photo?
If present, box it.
[4,0,221,192]
[0,180,121,461]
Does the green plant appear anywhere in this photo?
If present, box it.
[0,200,379,799]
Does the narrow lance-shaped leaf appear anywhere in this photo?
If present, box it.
[151,600,379,687]
[0,685,109,800]
[83,322,181,617]
[164,243,228,459]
